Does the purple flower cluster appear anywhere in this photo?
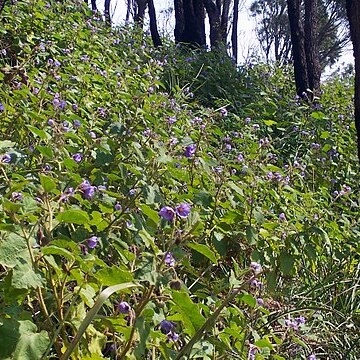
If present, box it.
[184,144,196,158]
[11,192,23,202]
[160,320,179,342]
[159,203,191,222]
[164,252,175,267]
[284,316,306,331]
[80,180,96,200]
[59,187,74,202]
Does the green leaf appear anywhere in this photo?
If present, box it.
[187,242,219,265]
[36,145,53,158]
[57,209,90,225]
[171,290,206,336]
[94,266,133,286]
[11,263,44,289]
[39,174,56,193]
[255,337,274,350]
[41,245,75,261]
[26,125,50,140]
[0,319,49,360]
[140,204,160,224]
[240,293,256,307]
[279,251,295,275]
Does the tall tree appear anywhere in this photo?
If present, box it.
[287,0,309,95]
[174,0,206,47]
[148,0,162,46]
[304,0,321,93]
[203,0,232,48]
[251,0,349,68]
[346,0,360,160]
[231,0,239,62]
[104,0,111,24]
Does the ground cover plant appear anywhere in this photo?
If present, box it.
[0,1,359,359]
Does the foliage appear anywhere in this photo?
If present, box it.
[250,0,350,68]
[0,1,359,359]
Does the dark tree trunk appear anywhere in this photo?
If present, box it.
[203,0,222,48]
[220,0,231,43]
[174,0,206,47]
[304,0,321,96]
[148,0,162,46]
[104,0,111,24]
[231,0,239,62]
[134,0,147,28]
[287,0,309,96]
[91,0,97,11]
[346,0,360,161]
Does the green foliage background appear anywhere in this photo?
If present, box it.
[0,1,358,359]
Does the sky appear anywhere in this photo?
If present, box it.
[93,0,354,72]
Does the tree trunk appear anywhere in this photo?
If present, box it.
[221,0,231,43]
[287,0,308,96]
[174,0,206,47]
[148,0,162,46]
[231,0,239,62]
[104,0,111,24]
[346,0,360,161]
[91,0,97,11]
[204,0,222,48]
[304,0,321,96]
[134,0,147,28]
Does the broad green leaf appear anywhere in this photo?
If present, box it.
[255,337,274,350]
[171,290,206,336]
[94,266,133,286]
[279,251,295,275]
[187,242,219,265]
[240,293,256,307]
[0,319,49,360]
[39,174,56,193]
[140,204,160,224]
[26,125,50,140]
[57,209,90,225]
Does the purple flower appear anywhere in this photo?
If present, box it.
[164,252,175,267]
[175,203,191,218]
[11,192,23,202]
[0,103,4,112]
[308,355,316,360]
[114,202,122,211]
[184,144,196,158]
[159,206,175,222]
[160,320,176,334]
[73,119,81,128]
[47,118,55,126]
[60,187,74,202]
[1,154,11,163]
[279,212,286,221]
[72,153,82,163]
[89,131,97,139]
[295,316,306,325]
[220,108,228,117]
[256,298,264,306]
[118,301,131,314]
[87,236,98,249]
[250,261,262,274]
[80,180,96,200]
[167,331,179,342]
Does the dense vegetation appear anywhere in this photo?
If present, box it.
[0,1,359,359]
